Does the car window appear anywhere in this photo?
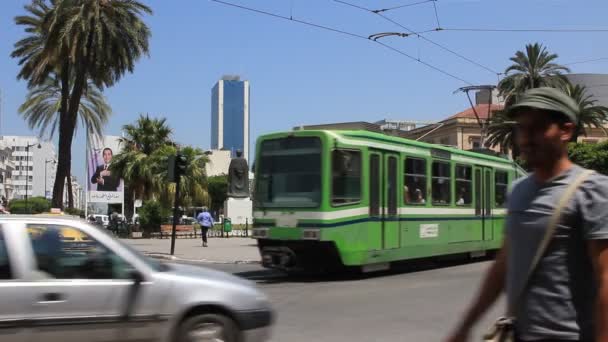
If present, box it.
[0,227,12,280]
[26,224,135,280]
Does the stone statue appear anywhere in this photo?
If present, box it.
[227,150,250,198]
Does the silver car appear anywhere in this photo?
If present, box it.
[0,215,273,342]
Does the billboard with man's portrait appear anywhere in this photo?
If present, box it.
[87,135,124,203]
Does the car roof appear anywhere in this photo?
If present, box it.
[0,215,84,223]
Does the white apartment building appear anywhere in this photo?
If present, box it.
[63,176,85,210]
[1,136,57,200]
[0,140,15,202]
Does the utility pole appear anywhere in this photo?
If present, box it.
[455,85,496,148]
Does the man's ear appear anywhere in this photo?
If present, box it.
[561,122,575,142]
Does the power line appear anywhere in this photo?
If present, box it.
[432,1,441,28]
[334,0,501,75]
[443,27,608,33]
[564,57,608,66]
[372,0,434,14]
[210,0,473,85]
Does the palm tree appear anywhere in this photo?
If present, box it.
[19,76,110,141]
[156,146,210,210]
[111,115,174,202]
[486,110,518,159]
[12,0,152,208]
[562,83,608,142]
[19,75,111,207]
[498,43,570,106]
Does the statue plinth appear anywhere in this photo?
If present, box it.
[224,197,253,225]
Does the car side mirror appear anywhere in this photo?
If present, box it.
[129,269,144,285]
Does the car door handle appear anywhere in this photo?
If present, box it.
[38,292,66,303]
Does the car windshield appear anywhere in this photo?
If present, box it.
[255,137,322,208]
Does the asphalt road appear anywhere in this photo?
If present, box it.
[186,259,505,342]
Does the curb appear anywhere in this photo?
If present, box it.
[145,253,261,265]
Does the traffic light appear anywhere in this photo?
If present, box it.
[176,154,187,176]
[167,154,188,182]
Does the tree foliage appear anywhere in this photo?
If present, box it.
[498,43,570,106]
[561,83,608,142]
[207,175,228,214]
[11,0,152,208]
[568,142,608,175]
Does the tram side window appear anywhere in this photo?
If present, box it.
[495,171,509,208]
[432,161,451,205]
[404,158,427,205]
[455,165,472,206]
[332,150,362,205]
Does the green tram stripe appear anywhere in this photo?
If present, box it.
[296,215,505,228]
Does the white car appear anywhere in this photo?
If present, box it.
[0,215,274,342]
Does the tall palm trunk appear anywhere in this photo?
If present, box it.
[52,112,74,208]
[51,63,86,209]
[67,171,74,208]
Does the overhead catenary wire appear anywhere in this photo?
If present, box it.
[432,0,441,28]
[210,0,474,85]
[334,0,501,76]
[564,57,608,66]
[442,27,608,33]
[372,0,434,14]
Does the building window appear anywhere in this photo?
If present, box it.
[470,136,481,149]
[495,171,508,208]
[455,165,472,206]
[404,158,427,205]
[432,161,451,205]
[332,150,361,205]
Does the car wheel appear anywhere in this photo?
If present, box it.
[177,313,240,342]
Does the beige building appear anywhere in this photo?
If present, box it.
[403,103,608,155]
[403,103,506,152]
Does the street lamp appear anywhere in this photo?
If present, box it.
[25,142,41,213]
[44,159,56,200]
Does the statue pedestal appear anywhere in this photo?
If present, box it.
[224,197,253,225]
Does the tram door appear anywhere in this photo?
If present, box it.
[474,166,493,241]
[369,150,400,250]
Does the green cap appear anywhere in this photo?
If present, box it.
[507,87,578,125]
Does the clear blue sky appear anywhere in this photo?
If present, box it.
[1,0,608,184]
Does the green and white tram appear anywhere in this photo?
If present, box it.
[251,129,525,272]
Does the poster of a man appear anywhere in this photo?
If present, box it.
[90,147,120,191]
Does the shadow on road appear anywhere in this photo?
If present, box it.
[234,254,494,284]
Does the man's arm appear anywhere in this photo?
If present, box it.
[91,166,100,184]
[446,242,508,342]
[588,240,608,341]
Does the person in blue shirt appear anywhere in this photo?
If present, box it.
[196,208,214,247]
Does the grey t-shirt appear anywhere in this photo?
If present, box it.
[506,165,608,341]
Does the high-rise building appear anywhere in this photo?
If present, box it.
[211,75,250,161]
[1,136,57,199]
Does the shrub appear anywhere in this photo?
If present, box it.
[138,200,168,235]
[8,197,51,214]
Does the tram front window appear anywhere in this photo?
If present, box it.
[255,137,322,208]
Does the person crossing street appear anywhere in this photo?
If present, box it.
[196,208,214,247]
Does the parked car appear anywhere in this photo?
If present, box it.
[0,215,273,342]
[92,214,109,227]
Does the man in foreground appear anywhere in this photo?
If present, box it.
[446,87,608,341]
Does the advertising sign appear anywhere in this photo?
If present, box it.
[87,135,124,203]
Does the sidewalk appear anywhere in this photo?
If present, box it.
[122,237,261,264]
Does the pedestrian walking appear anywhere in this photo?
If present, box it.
[197,208,214,247]
[446,87,608,342]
